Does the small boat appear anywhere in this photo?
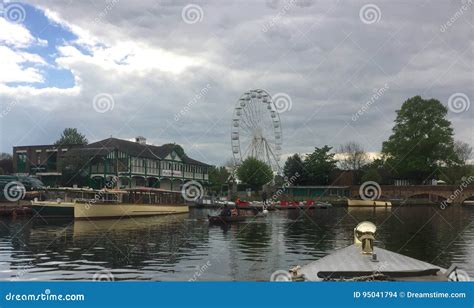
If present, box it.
[347,199,391,207]
[194,196,236,208]
[31,187,189,219]
[279,221,468,282]
[314,201,332,209]
[208,215,247,224]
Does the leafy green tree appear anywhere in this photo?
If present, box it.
[382,96,459,182]
[208,166,230,195]
[236,157,273,191]
[283,154,305,184]
[304,145,337,185]
[361,168,382,183]
[55,128,88,146]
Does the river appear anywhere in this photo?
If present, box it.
[0,206,472,281]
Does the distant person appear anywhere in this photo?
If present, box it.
[262,191,268,205]
[220,204,231,217]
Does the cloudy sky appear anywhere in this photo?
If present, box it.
[0,0,472,166]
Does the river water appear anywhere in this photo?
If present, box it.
[0,206,472,281]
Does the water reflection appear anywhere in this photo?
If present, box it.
[0,206,472,281]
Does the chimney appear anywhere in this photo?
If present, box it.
[135,136,146,145]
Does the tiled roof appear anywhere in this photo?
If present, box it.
[70,138,210,166]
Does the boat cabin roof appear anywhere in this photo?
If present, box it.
[42,187,180,194]
[297,244,445,281]
[124,187,181,194]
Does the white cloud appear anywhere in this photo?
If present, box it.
[0,46,46,83]
[0,18,47,48]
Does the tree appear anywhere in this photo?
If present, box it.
[304,145,337,185]
[0,153,13,174]
[55,128,88,146]
[283,154,305,184]
[361,168,382,184]
[454,140,472,165]
[338,142,368,170]
[382,96,459,182]
[236,157,273,191]
[208,166,230,195]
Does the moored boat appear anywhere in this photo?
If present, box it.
[31,187,189,219]
[347,199,391,207]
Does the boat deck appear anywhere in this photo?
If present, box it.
[296,244,446,281]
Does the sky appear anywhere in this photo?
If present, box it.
[0,0,472,166]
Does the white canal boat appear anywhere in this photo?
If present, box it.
[31,187,189,220]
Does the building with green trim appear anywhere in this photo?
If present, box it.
[68,137,210,190]
[13,137,211,191]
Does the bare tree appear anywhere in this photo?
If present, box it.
[338,142,368,170]
[454,140,473,165]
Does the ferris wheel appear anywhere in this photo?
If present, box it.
[231,89,282,174]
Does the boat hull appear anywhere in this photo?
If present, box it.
[347,199,392,207]
[31,201,189,219]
